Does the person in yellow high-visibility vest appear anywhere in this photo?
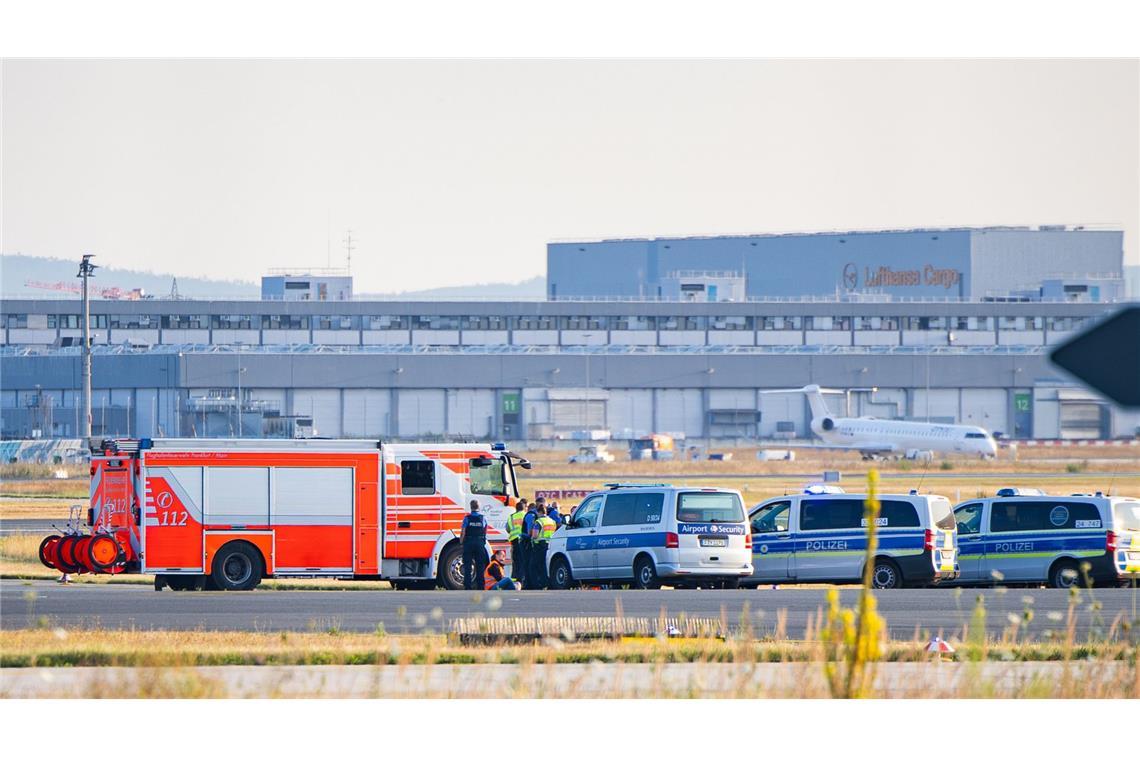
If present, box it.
[529,510,558,590]
[507,499,528,581]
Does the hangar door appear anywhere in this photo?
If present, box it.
[1058,393,1107,440]
[447,390,495,437]
[397,390,446,437]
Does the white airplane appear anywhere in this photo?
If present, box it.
[761,385,998,460]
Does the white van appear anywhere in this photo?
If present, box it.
[546,484,753,589]
[746,490,959,589]
[951,493,1140,588]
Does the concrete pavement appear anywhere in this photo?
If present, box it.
[3,580,1137,641]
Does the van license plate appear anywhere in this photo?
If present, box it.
[700,537,728,547]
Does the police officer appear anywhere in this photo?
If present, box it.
[458,499,488,591]
[529,507,558,590]
[521,498,543,588]
[546,500,562,528]
[507,498,528,582]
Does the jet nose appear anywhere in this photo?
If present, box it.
[986,437,998,456]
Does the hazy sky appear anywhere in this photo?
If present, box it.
[2,59,1137,292]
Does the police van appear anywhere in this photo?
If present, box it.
[546,483,753,589]
[951,492,1140,588]
[745,488,959,589]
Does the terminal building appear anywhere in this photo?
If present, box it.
[2,298,1137,444]
[1,226,1136,445]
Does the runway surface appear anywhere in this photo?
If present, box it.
[1,519,60,535]
[3,581,1136,641]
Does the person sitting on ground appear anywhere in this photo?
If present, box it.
[485,549,520,590]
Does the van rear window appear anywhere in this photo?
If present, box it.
[677,492,744,523]
[1114,502,1140,531]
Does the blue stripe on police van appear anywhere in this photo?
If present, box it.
[958,533,1105,556]
[752,530,930,556]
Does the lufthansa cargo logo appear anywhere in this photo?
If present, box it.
[841,262,961,289]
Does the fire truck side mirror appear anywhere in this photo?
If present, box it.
[471,457,494,468]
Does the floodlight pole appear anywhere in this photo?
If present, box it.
[78,255,97,439]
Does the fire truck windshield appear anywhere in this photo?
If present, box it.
[469,457,508,496]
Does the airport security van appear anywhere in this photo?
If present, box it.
[546,484,753,589]
[745,488,959,589]
[951,493,1140,588]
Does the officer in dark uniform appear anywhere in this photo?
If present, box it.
[521,497,544,588]
[458,499,488,591]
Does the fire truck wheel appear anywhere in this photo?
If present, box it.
[211,542,263,591]
[39,535,62,570]
[438,543,465,590]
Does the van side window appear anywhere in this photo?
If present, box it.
[400,460,435,495]
[801,498,863,531]
[990,500,1102,532]
[571,495,603,529]
[879,500,921,528]
[1058,502,1101,529]
[751,501,790,533]
[601,493,664,526]
[955,503,983,535]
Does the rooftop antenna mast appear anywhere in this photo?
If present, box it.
[343,229,355,275]
[77,254,98,440]
[169,277,180,300]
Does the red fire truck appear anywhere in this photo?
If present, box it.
[38,438,531,590]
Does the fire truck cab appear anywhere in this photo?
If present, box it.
[64,438,529,591]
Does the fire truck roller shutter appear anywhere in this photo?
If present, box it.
[271,467,354,570]
[205,467,270,526]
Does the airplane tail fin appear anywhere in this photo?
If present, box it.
[760,385,834,420]
[802,384,832,420]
